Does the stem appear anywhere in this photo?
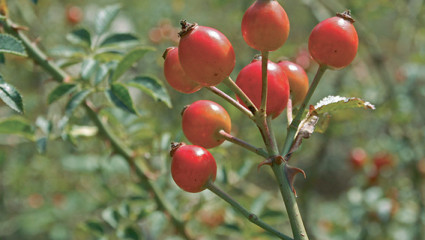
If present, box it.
[2,18,69,82]
[206,181,293,240]
[281,65,327,156]
[218,130,268,158]
[223,76,257,114]
[260,51,269,113]
[2,16,192,240]
[205,86,254,120]
[84,103,192,240]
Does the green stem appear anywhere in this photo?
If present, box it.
[223,76,257,115]
[281,65,327,156]
[2,18,69,82]
[218,130,268,158]
[84,103,192,240]
[2,16,192,240]
[206,181,293,240]
[205,86,254,120]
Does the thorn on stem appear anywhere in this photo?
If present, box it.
[284,164,306,197]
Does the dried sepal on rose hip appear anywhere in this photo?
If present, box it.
[182,100,231,149]
[170,143,217,193]
[308,10,358,69]
[236,57,290,119]
[241,0,290,52]
[277,60,309,106]
[178,20,235,87]
[163,47,201,94]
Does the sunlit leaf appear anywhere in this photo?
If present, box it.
[66,28,92,47]
[107,83,137,114]
[102,208,120,229]
[47,83,77,104]
[94,64,110,85]
[128,76,172,108]
[65,90,91,116]
[0,80,24,113]
[0,34,27,56]
[95,4,121,35]
[0,116,34,139]
[49,46,85,58]
[313,95,376,114]
[111,47,155,82]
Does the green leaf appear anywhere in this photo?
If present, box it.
[66,28,92,47]
[65,90,91,116]
[36,137,47,154]
[117,226,140,240]
[128,76,172,108]
[49,46,85,58]
[313,96,376,115]
[0,75,24,113]
[0,53,5,64]
[101,208,120,228]
[100,33,139,47]
[0,34,27,56]
[94,64,110,85]
[47,83,77,104]
[0,117,34,139]
[84,220,104,235]
[95,4,121,35]
[80,58,98,81]
[107,83,137,114]
[111,47,155,82]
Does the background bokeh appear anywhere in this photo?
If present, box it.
[0,0,424,239]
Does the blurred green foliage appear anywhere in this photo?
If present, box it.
[0,0,424,239]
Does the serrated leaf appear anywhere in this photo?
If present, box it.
[0,117,34,139]
[128,76,171,108]
[107,83,137,114]
[313,96,375,114]
[100,33,139,47]
[80,58,98,81]
[0,34,27,56]
[0,75,24,113]
[112,47,155,82]
[95,4,121,35]
[47,83,77,104]
[65,90,91,116]
[66,28,92,47]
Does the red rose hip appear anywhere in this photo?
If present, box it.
[277,60,309,106]
[163,47,201,94]
[171,143,217,193]
[178,21,235,86]
[308,11,358,69]
[236,59,290,119]
[182,100,231,149]
[241,0,290,51]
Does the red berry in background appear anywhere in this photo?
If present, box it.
[349,147,367,169]
[66,6,83,25]
[163,47,201,94]
[182,100,231,149]
[236,59,290,119]
[178,21,235,87]
[308,11,358,69]
[241,0,290,52]
[277,61,309,106]
[170,143,217,193]
[373,152,394,170]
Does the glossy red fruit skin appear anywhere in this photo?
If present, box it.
[277,61,309,106]
[171,144,217,193]
[308,13,358,69]
[236,60,290,119]
[163,47,201,94]
[182,100,231,149]
[241,0,290,52]
[179,24,235,87]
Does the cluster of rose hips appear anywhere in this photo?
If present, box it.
[163,0,358,193]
